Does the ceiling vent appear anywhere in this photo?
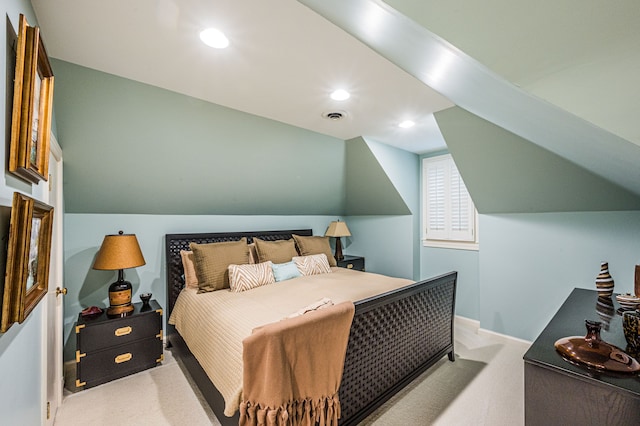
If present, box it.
[322,110,347,121]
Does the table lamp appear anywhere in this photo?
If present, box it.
[325,220,351,261]
[93,230,146,316]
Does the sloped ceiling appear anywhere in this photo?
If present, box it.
[385,0,640,146]
[345,137,411,215]
[299,0,640,209]
[437,107,640,213]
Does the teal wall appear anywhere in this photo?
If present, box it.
[1,2,52,424]
[51,59,346,215]
[55,65,422,362]
[345,137,420,280]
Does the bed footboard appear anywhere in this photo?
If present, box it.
[338,271,457,425]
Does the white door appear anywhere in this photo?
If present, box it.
[43,137,64,425]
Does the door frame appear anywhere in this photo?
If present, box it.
[41,135,63,425]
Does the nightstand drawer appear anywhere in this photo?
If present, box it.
[76,337,163,388]
[337,256,365,271]
[75,300,164,389]
[77,302,162,352]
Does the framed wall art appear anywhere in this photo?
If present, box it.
[1,193,54,332]
[9,14,54,184]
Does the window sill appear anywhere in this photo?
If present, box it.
[422,239,479,251]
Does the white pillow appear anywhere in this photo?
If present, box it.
[293,254,332,276]
[228,261,275,292]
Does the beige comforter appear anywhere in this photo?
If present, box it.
[168,267,413,417]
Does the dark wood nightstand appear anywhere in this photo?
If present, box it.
[75,300,163,389]
[337,255,365,271]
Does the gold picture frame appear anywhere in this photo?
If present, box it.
[1,193,54,332]
[9,14,54,184]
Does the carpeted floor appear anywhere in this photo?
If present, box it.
[55,322,530,425]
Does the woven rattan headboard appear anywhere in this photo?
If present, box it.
[165,229,312,315]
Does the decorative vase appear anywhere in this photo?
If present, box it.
[554,319,640,373]
[623,310,640,360]
[595,262,615,297]
[623,310,640,350]
[634,265,640,297]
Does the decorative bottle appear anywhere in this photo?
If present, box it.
[595,262,615,298]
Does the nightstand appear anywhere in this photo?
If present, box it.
[337,255,365,271]
[75,300,163,389]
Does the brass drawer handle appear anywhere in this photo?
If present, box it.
[346,263,354,269]
[115,326,132,337]
[115,353,132,364]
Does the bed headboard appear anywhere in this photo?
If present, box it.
[165,229,313,315]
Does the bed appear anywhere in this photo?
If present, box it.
[165,229,457,426]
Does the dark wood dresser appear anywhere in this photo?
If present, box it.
[75,300,163,389]
[337,255,365,271]
[524,288,640,425]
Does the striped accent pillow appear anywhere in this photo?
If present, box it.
[293,254,332,276]
[228,261,275,292]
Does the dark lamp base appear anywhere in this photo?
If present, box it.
[108,274,133,317]
[107,304,134,316]
[334,238,344,261]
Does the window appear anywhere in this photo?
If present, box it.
[422,154,478,250]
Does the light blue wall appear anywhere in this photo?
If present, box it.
[421,247,479,319]
[345,216,415,279]
[63,214,344,361]
[1,2,52,424]
[481,211,640,341]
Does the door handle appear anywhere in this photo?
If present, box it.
[55,287,67,296]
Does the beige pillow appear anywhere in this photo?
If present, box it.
[292,234,337,267]
[254,238,298,264]
[190,238,250,292]
[294,254,333,276]
[247,243,258,264]
[180,250,199,288]
[228,261,275,292]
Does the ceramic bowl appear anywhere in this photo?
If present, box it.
[616,293,640,310]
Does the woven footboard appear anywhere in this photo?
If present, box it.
[339,272,457,425]
[165,232,456,426]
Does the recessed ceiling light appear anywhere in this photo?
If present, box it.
[330,89,350,101]
[399,120,415,128]
[200,28,229,49]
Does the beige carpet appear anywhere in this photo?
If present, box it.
[55,323,530,425]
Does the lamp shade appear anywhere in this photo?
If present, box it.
[325,221,351,238]
[93,231,146,270]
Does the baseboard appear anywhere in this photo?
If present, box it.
[454,315,479,332]
[455,315,532,346]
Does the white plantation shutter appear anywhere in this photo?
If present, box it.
[426,161,447,239]
[423,155,476,244]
